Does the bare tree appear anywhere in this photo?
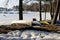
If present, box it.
[51,0,60,24]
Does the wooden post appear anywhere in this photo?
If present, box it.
[51,0,60,24]
[40,0,42,21]
[19,0,23,20]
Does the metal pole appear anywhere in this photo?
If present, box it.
[19,0,23,20]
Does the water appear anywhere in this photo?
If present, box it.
[0,11,51,25]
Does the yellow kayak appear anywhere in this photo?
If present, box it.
[40,21,49,25]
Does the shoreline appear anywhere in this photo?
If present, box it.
[0,24,60,34]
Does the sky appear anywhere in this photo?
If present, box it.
[0,0,19,8]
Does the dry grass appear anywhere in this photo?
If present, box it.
[39,25,60,32]
[0,24,60,33]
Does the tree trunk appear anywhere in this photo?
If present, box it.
[19,0,23,20]
[59,10,60,20]
[51,0,60,24]
[50,1,53,20]
[45,4,47,20]
[40,0,42,21]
